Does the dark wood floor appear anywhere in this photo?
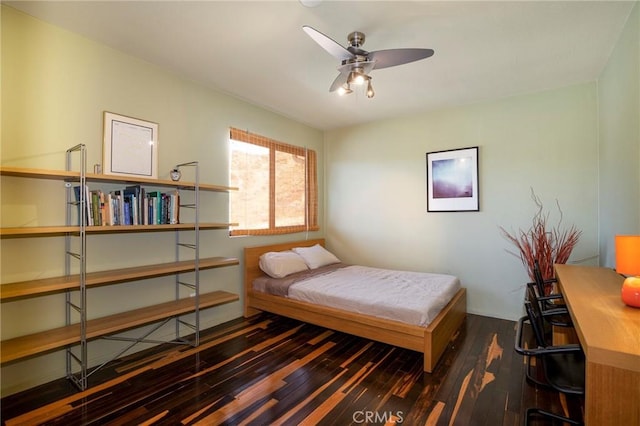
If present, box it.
[1,313,583,425]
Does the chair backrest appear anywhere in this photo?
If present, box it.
[533,259,547,296]
[526,282,546,320]
[524,300,547,347]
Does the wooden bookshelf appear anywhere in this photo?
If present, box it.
[0,166,238,192]
[0,160,239,389]
[1,257,239,301]
[0,223,237,238]
[1,290,239,364]
[1,160,240,389]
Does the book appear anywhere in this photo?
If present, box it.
[73,185,83,226]
[74,185,93,226]
[105,192,114,226]
[85,185,94,226]
[123,195,132,225]
[109,191,117,225]
[99,191,108,226]
[91,190,101,226]
[161,194,168,225]
[131,194,138,225]
[109,189,125,225]
[170,190,180,224]
[147,191,162,225]
[117,189,126,226]
[143,196,149,225]
[124,185,142,225]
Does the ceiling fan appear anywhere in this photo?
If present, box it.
[303,25,434,98]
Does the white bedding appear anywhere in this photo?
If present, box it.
[287,265,461,327]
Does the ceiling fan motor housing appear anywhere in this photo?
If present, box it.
[347,31,366,48]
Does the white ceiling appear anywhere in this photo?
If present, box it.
[6,1,636,130]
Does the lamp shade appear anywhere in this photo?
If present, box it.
[615,235,640,276]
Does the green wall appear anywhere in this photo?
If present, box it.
[325,82,600,321]
[0,5,323,395]
[598,2,640,266]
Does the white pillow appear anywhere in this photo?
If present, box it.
[292,244,341,269]
[259,250,309,278]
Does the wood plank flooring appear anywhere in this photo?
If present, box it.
[1,313,583,425]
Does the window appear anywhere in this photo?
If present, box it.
[229,128,318,236]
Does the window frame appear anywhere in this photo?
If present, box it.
[229,128,318,236]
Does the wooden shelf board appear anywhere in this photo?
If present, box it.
[0,226,76,237]
[83,223,235,233]
[0,290,239,364]
[0,166,238,192]
[0,223,236,237]
[1,257,239,301]
[0,167,77,180]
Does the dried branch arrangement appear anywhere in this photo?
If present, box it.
[500,189,582,288]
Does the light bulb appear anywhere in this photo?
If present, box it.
[366,80,375,98]
[337,85,352,96]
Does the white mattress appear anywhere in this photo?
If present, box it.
[287,265,461,327]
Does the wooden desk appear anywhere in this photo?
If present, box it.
[555,264,640,426]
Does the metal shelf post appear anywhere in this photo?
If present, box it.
[64,144,88,390]
[173,161,201,346]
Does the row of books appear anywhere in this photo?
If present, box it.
[74,185,180,226]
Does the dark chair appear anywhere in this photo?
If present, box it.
[515,301,585,425]
[526,282,573,328]
[533,259,566,309]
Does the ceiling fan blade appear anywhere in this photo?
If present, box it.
[369,48,434,70]
[303,25,354,61]
[329,73,348,92]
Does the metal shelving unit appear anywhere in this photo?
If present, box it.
[0,151,239,391]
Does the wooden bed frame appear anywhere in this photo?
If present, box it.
[243,239,467,373]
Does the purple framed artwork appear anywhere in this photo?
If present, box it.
[426,146,479,212]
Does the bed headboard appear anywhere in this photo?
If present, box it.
[243,238,325,317]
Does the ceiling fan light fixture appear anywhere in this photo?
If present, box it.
[337,84,352,96]
[347,68,367,85]
[366,80,375,98]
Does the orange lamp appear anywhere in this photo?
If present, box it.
[615,235,640,308]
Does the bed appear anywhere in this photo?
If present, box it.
[243,239,467,373]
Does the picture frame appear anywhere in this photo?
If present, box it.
[103,112,158,179]
[426,146,479,212]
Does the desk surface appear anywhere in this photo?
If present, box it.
[556,264,640,425]
[555,264,640,372]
